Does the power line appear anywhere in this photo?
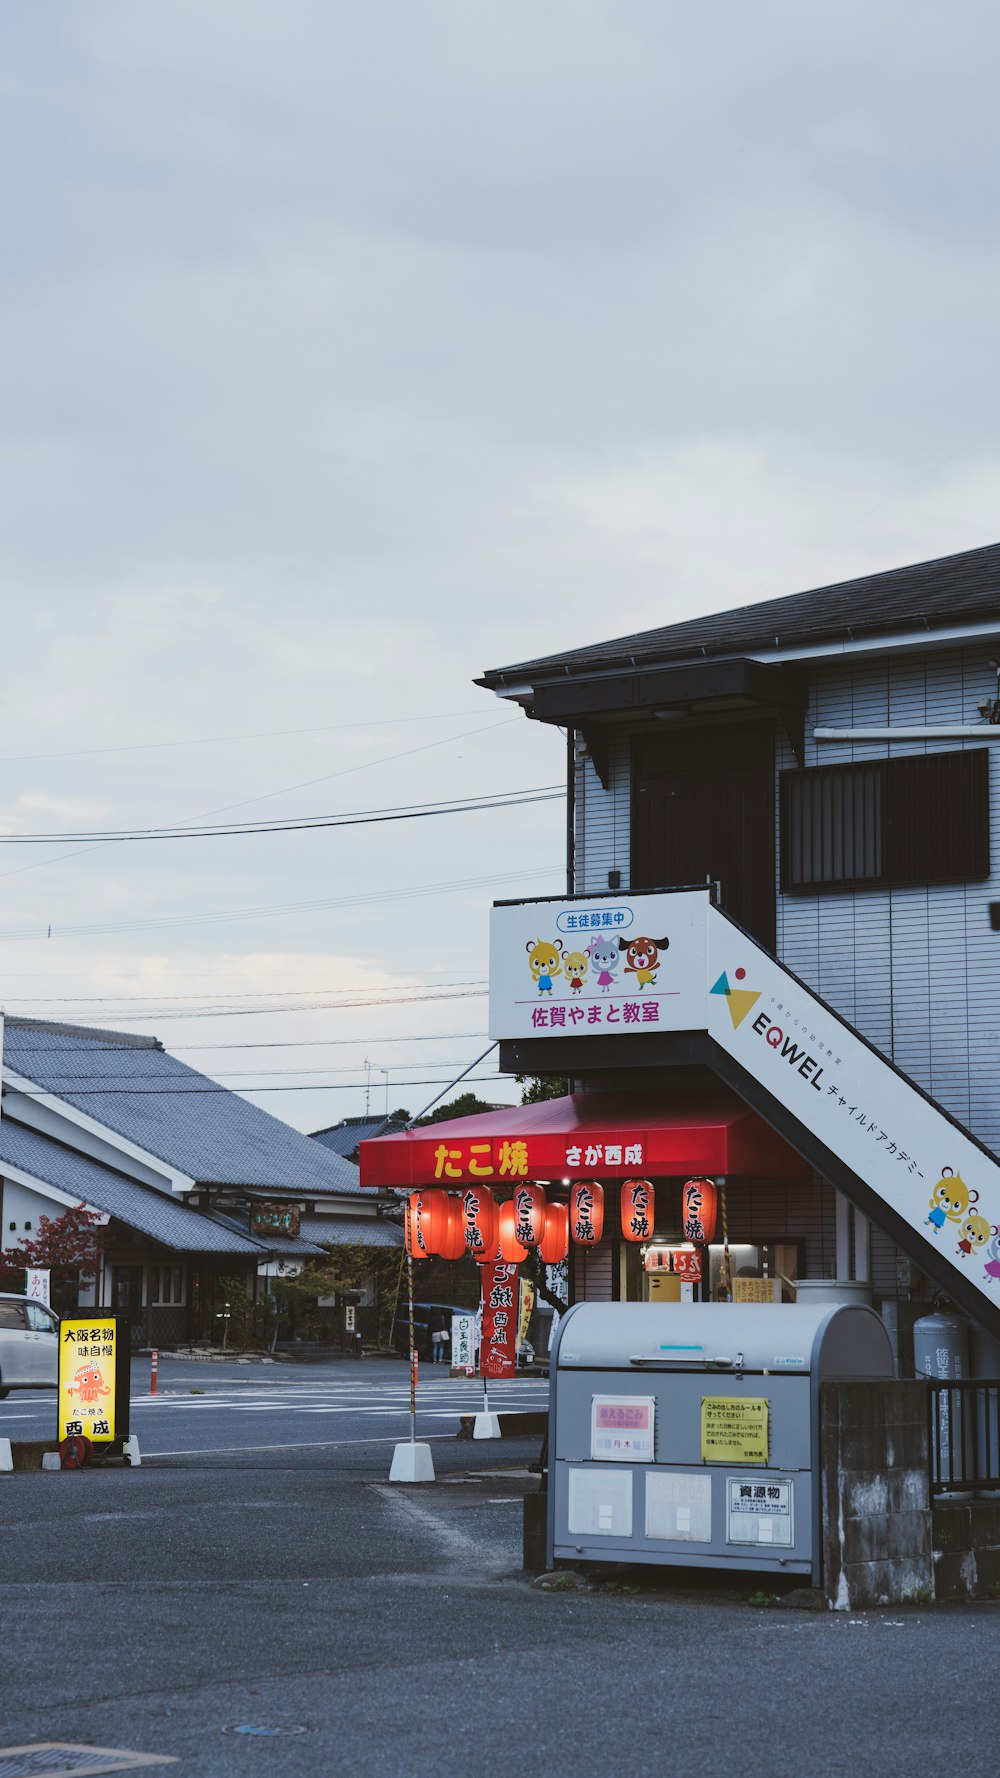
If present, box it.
[0,862,560,943]
[4,1073,515,1097]
[0,785,563,846]
[1,1032,489,1053]
[2,988,489,1022]
[0,708,488,767]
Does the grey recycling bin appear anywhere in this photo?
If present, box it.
[548,1302,894,1581]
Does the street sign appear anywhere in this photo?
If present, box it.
[57,1313,130,1457]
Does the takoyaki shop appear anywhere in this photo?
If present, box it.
[359,885,1000,1371]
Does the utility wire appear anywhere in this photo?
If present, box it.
[0,785,562,845]
[4,1073,514,1097]
[0,707,488,766]
[0,862,560,943]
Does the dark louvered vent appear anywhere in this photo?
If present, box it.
[781,749,989,893]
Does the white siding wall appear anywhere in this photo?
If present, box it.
[573,644,1000,1150]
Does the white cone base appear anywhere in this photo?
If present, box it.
[389,1441,436,1482]
[124,1437,141,1467]
[472,1413,502,1440]
[0,1438,11,1472]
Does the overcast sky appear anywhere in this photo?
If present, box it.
[1,2,997,1129]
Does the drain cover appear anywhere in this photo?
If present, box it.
[0,1747,177,1778]
[223,1726,310,1739]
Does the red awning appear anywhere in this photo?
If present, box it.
[358,1087,809,1189]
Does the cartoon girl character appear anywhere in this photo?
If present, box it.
[927,1168,974,1233]
[564,950,589,995]
[526,938,563,995]
[983,1230,1000,1285]
[587,935,620,993]
[958,1212,991,1259]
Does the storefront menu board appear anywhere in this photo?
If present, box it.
[57,1313,130,1452]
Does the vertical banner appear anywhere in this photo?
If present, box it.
[26,1269,51,1307]
[480,1260,519,1379]
[517,1277,535,1351]
[57,1313,130,1452]
[448,1308,473,1372]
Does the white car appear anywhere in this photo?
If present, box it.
[0,1293,59,1395]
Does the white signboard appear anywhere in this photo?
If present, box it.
[26,1269,50,1306]
[705,902,1000,1320]
[727,1477,794,1546]
[489,890,708,1042]
[590,1393,655,1462]
[451,1311,476,1376]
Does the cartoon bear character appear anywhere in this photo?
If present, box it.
[587,935,620,993]
[957,1212,991,1259]
[927,1168,975,1233]
[564,950,590,995]
[526,938,563,995]
[619,934,669,990]
[983,1230,1000,1285]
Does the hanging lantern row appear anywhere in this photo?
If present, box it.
[404,1178,672,1259]
[403,1188,589,1262]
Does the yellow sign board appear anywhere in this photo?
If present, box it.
[518,1278,535,1350]
[58,1316,119,1444]
[733,1277,780,1304]
[701,1396,769,1465]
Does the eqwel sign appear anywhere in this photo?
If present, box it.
[491,886,1000,1320]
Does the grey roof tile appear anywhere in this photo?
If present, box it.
[311,1116,407,1158]
[299,1212,404,1249]
[479,540,1000,685]
[0,1117,264,1255]
[2,1019,368,1195]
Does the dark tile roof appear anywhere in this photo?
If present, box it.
[2,1020,368,1196]
[311,1115,408,1158]
[204,1207,326,1259]
[479,541,1000,686]
[299,1212,404,1250]
[0,1117,264,1255]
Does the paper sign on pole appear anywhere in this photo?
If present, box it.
[480,1260,518,1379]
[517,1277,535,1350]
[450,1311,476,1376]
[26,1269,51,1306]
[701,1396,769,1465]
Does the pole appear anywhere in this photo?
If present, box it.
[407,1250,417,1446]
[150,1348,158,1396]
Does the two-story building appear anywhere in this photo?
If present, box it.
[362,540,1000,1372]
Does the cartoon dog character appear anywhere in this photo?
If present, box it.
[526,938,563,995]
[67,1363,110,1405]
[564,950,589,995]
[619,934,669,990]
[587,935,620,993]
[958,1212,991,1259]
[927,1168,975,1233]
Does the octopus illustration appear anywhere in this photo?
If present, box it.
[66,1362,110,1405]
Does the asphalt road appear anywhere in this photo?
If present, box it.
[3,1356,1000,1778]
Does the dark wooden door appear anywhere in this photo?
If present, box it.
[631,723,776,948]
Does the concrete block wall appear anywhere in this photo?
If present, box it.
[933,1500,1000,1600]
[820,1379,934,1609]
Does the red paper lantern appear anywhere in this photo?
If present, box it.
[461,1185,499,1262]
[437,1195,467,1262]
[510,1182,546,1248]
[621,1178,654,1243]
[682,1177,718,1245]
[406,1188,451,1258]
[497,1200,529,1264]
[570,1180,604,1245]
[538,1201,569,1264]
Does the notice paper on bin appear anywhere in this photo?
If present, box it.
[701,1396,769,1465]
[727,1477,793,1547]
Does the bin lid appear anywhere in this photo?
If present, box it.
[554,1301,894,1378]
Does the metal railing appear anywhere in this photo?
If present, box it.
[927,1378,1000,1496]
